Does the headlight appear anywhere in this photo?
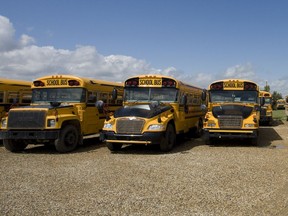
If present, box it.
[1,118,7,128]
[103,123,113,129]
[244,124,254,128]
[148,124,164,131]
[208,123,216,127]
[207,120,216,127]
[47,119,56,128]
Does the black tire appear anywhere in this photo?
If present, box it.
[251,137,259,146]
[194,119,203,138]
[3,139,28,152]
[160,124,176,152]
[55,125,79,153]
[106,142,123,151]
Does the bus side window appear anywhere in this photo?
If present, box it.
[117,95,123,105]
[108,93,114,104]
[0,91,3,103]
[87,91,97,103]
[99,92,108,103]
[8,92,19,103]
[192,95,198,105]
[21,93,32,103]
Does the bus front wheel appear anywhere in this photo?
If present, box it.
[160,124,176,152]
[106,142,122,151]
[3,139,28,152]
[55,125,79,153]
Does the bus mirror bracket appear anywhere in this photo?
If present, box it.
[181,95,187,106]
[201,89,207,101]
[260,97,265,106]
[112,88,118,100]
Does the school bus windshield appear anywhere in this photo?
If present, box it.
[124,88,178,102]
[264,98,272,105]
[32,88,86,103]
[210,90,258,103]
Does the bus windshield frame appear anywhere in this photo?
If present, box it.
[32,88,86,103]
[124,87,178,103]
[209,90,258,104]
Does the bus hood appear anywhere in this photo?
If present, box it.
[114,103,172,118]
[212,104,254,119]
[13,103,73,110]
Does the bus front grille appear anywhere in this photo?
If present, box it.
[218,115,243,129]
[8,110,46,129]
[116,118,145,134]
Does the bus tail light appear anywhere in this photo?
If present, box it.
[68,80,80,86]
[210,82,223,90]
[244,82,257,91]
[125,79,139,87]
[162,79,176,87]
[33,81,45,87]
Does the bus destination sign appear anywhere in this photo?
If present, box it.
[139,78,162,87]
[46,79,68,86]
[223,81,244,90]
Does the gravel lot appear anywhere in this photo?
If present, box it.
[1,120,288,216]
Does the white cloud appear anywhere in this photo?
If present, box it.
[269,79,288,97]
[0,15,174,83]
[223,63,255,79]
[0,14,288,96]
[0,15,17,51]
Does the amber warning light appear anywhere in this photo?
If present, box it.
[68,80,80,86]
[125,79,139,87]
[210,82,223,90]
[162,79,176,87]
[244,82,257,91]
[33,81,45,87]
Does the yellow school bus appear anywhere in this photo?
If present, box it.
[0,75,123,152]
[101,74,207,152]
[259,91,273,125]
[0,78,32,120]
[203,79,264,145]
[285,96,288,121]
[276,99,285,110]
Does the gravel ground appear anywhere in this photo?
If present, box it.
[1,120,288,216]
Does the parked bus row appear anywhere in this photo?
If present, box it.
[0,78,32,120]
[0,75,270,153]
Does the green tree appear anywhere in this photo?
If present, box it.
[272,91,283,101]
[263,84,270,92]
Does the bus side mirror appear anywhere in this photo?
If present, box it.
[201,89,207,101]
[201,104,207,111]
[95,100,104,113]
[181,95,187,106]
[286,97,288,103]
[260,97,265,106]
[112,88,118,100]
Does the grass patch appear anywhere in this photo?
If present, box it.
[273,109,287,120]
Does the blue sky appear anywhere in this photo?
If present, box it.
[1,0,288,96]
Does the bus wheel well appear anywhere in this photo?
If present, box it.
[61,120,83,145]
[61,120,81,132]
[167,120,175,130]
[160,122,176,152]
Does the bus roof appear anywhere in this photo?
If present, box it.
[0,77,31,86]
[34,74,123,88]
[125,74,203,90]
[260,90,272,97]
[210,79,258,85]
